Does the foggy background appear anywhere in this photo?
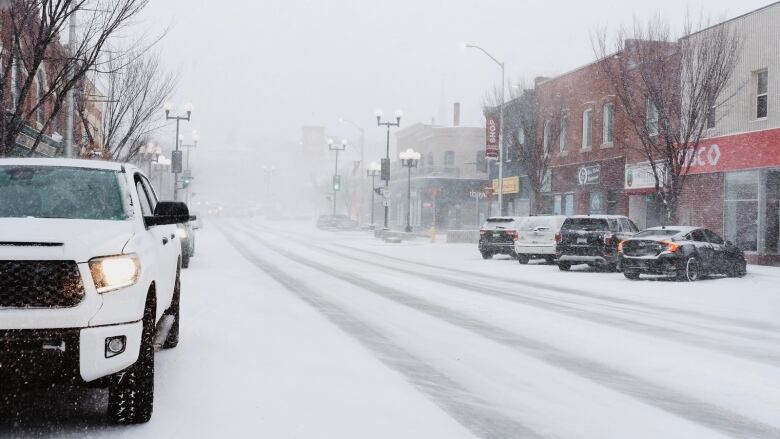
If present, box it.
[137,0,772,209]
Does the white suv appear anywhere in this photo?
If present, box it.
[0,158,190,424]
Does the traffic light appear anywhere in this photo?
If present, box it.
[182,176,193,188]
[332,175,341,192]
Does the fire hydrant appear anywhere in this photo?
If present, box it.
[428,226,437,243]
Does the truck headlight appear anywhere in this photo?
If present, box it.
[89,254,141,293]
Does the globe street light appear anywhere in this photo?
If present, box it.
[164,102,193,201]
[375,108,402,230]
[366,161,381,230]
[399,148,421,233]
[465,43,506,214]
[329,138,348,217]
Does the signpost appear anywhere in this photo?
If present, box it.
[470,190,487,227]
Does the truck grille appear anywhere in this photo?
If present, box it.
[0,261,85,308]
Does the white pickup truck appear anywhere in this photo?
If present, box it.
[0,158,190,424]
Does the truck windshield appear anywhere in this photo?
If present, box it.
[0,166,129,220]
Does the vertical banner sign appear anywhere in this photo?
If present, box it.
[171,150,183,174]
[380,158,390,181]
[486,116,499,159]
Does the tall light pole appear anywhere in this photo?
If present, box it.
[180,130,199,172]
[140,142,160,176]
[164,102,193,202]
[340,118,366,223]
[262,165,276,200]
[465,43,505,215]
[399,148,421,233]
[375,108,402,230]
[366,161,381,229]
[329,138,347,217]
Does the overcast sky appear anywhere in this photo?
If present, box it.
[136,0,774,203]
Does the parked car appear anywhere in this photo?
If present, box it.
[619,226,747,281]
[317,214,358,230]
[479,216,527,259]
[176,219,197,269]
[0,158,190,424]
[557,215,639,271]
[514,215,567,264]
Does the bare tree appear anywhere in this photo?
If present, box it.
[593,14,741,222]
[484,80,564,215]
[0,0,150,158]
[83,49,176,162]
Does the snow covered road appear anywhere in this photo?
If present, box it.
[3,218,780,438]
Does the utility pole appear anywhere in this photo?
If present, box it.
[64,4,76,158]
[375,109,402,230]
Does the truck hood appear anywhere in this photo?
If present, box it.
[0,218,135,262]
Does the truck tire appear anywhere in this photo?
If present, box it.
[108,294,155,424]
[517,254,530,265]
[481,252,493,260]
[163,267,181,349]
[558,262,571,271]
[181,249,190,269]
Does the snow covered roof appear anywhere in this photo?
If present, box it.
[0,158,127,171]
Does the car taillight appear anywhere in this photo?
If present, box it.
[507,230,518,241]
[479,229,487,236]
[603,233,614,246]
[617,240,625,253]
[660,240,680,253]
[554,232,562,244]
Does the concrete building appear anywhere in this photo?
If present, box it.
[388,104,489,230]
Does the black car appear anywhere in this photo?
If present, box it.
[557,215,638,271]
[479,216,525,259]
[619,226,747,281]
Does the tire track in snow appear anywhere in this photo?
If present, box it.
[237,226,780,439]
[241,222,780,367]
[220,227,543,439]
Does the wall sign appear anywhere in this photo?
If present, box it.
[625,162,666,190]
[577,165,600,185]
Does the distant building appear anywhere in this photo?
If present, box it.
[388,103,489,230]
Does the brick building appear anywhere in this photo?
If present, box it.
[534,57,635,219]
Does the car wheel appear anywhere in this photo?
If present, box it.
[545,256,556,264]
[678,257,701,282]
[163,266,181,349]
[558,262,571,271]
[623,270,640,280]
[481,252,493,260]
[108,294,155,424]
[727,260,747,278]
[517,254,530,265]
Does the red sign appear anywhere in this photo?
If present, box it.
[486,116,500,159]
[682,128,780,175]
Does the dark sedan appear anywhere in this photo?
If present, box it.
[619,226,747,281]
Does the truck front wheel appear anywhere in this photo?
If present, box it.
[108,294,155,424]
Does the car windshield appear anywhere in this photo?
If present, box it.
[0,166,129,220]
[634,229,680,238]
[561,218,609,231]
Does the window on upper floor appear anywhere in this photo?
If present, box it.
[756,69,768,119]
[542,120,551,157]
[444,150,455,167]
[706,93,717,129]
[602,103,614,144]
[646,98,659,136]
[581,109,592,148]
[559,112,568,153]
[517,126,525,146]
[36,69,46,127]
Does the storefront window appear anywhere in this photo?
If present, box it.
[553,195,562,215]
[725,171,759,251]
[564,194,574,216]
[766,170,780,254]
[589,192,602,214]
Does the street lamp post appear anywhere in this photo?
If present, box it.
[328,138,347,217]
[366,162,381,229]
[375,108,402,230]
[340,118,366,224]
[399,148,421,233]
[180,130,199,171]
[164,102,193,202]
[465,43,505,215]
[262,165,276,199]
